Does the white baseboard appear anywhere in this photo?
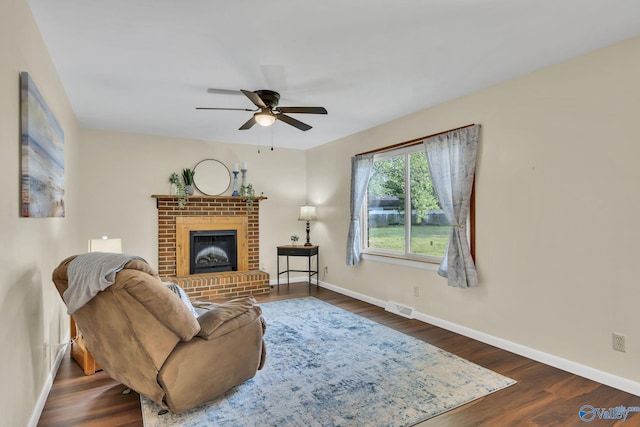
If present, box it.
[319,280,387,308]
[317,280,640,397]
[29,336,70,427]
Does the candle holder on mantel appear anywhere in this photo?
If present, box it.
[232,171,240,196]
[241,168,247,189]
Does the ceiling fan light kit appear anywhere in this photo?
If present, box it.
[254,111,276,127]
[197,89,327,132]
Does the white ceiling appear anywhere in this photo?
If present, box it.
[28,0,640,150]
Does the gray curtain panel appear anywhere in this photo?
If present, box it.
[346,154,374,266]
[424,125,480,287]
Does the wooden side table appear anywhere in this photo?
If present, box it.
[276,245,319,288]
[70,316,101,375]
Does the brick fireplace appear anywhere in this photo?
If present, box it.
[152,195,270,301]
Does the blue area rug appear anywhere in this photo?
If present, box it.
[141,297,515,426]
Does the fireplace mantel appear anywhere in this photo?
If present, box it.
[153,194,269,301]
[152,194,267,205]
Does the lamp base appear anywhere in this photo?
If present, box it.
[304,220,312,246]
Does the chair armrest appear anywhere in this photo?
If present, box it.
[196,296,262,340]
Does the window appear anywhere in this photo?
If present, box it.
[350,124,478,286]
[362,145,451,263]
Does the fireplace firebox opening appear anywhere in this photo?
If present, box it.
[190,230,237,274]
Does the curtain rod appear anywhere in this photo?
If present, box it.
[355,123,476,157]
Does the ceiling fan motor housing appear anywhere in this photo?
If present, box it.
[255,90,280,108]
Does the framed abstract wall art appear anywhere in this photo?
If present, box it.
[20,72,65,217]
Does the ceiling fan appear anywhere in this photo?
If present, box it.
[196,89,327,131]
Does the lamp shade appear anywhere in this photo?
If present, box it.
[254,111,276,127]
[88,236,122,253]
[298,205,317,221]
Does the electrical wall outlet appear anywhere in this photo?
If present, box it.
[324,266,328,274]
[612,333,626,352]
[413,286,420,297]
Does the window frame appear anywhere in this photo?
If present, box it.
[360,145,475,265]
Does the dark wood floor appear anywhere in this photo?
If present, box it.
[38,283,639,427]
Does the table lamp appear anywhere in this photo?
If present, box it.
[298,205,317,246]
[88,236,122,253]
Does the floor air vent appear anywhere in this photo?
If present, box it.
[385,301,414,319]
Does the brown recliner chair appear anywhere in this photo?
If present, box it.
[52,255,266,414]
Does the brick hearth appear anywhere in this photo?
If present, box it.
[152,195,269,301]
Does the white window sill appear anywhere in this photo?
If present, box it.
[361,253,440,271]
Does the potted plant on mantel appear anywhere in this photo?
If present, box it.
[169,172,188,209]
[182,168,195,195]
[240,183,255,213]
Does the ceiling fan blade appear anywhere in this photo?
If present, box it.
[241,89,267,109]
[277,114,312,131]
[206,88,242,95]
[196,107,256,111]
[239,116,257,130]
[277,106,327,114]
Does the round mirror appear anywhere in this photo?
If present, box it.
[193,159,231,195]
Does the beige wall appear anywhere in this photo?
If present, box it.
[307,36,640,386]
[0,0,81,425]
[77,129,308,277]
